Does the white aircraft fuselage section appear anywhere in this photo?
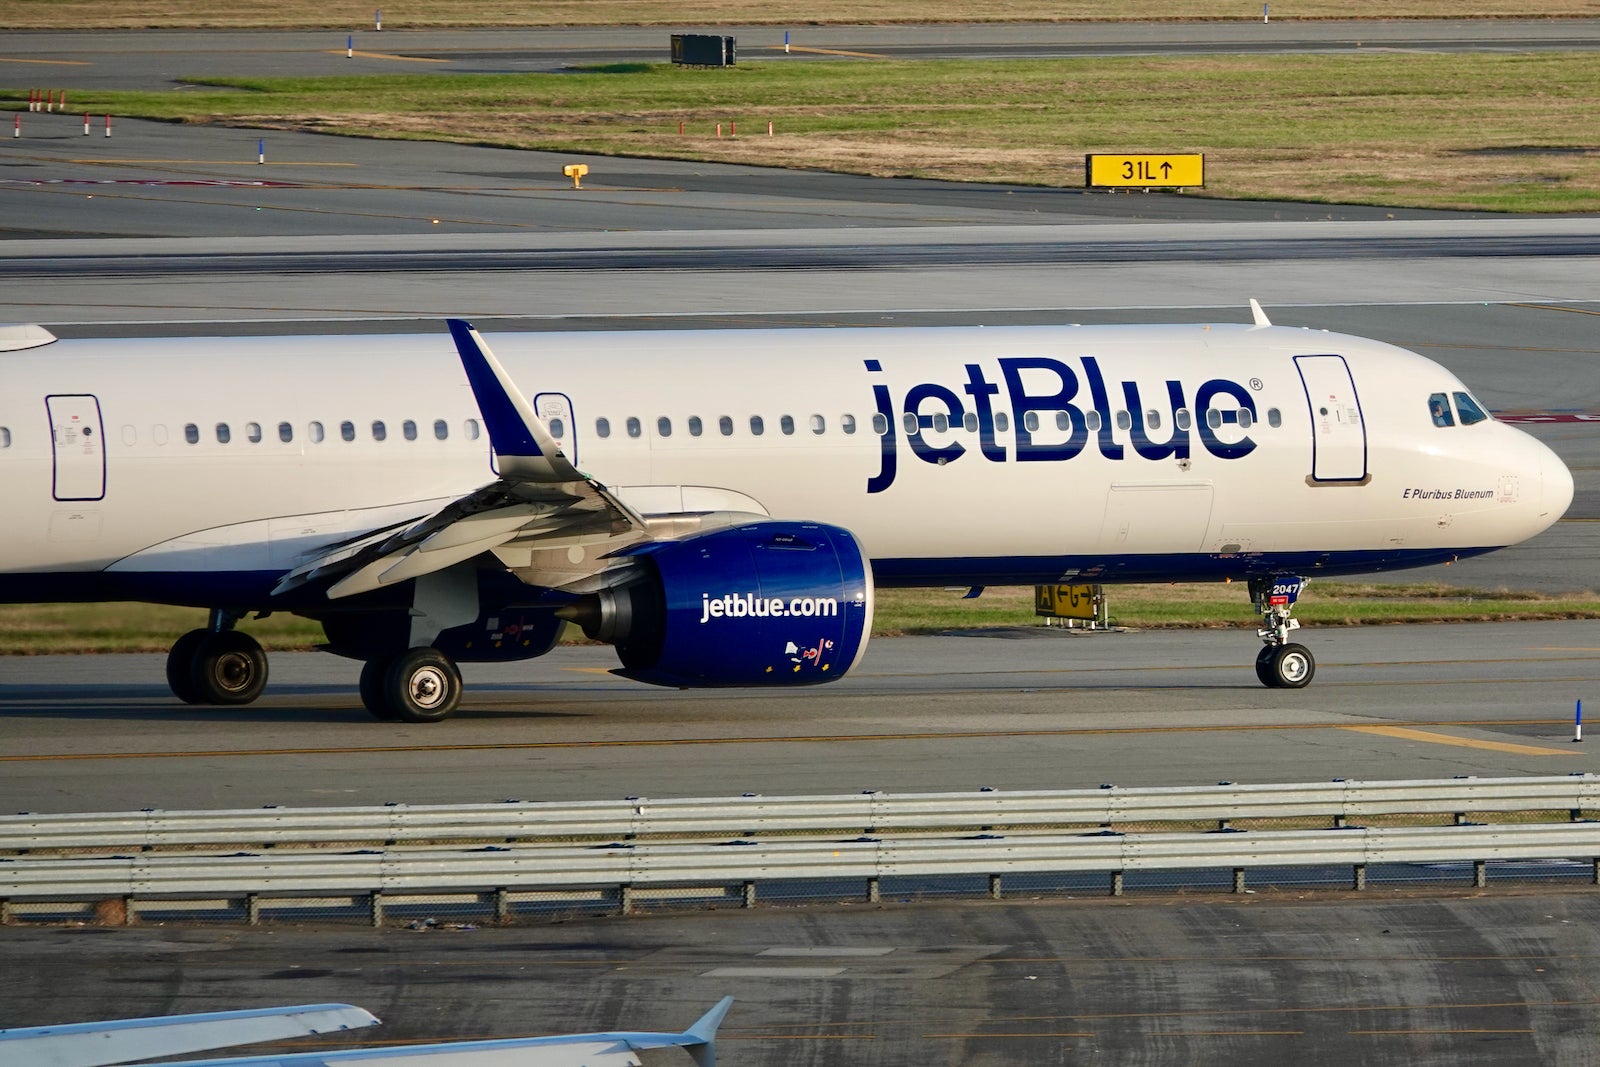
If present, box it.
[0,322,1572,604]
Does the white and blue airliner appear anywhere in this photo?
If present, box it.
[0,307,1572,720]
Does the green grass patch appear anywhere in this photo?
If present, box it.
[19,52,1600,211]
[4,582,1597,655]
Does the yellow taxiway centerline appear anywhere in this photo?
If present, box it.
[323,50,450,63]
[769,45,889,58]
[1343,724,1569,756]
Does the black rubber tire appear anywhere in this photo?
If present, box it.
[188,630,269,705]
[1254,645,1279,688]
[360,657,400,721]
[383,647,462,724]
[1267,643,1315,689]
[166,629,209,704]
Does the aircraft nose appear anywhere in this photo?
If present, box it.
[1541,438,1575,521]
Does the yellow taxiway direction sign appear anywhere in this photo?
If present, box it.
[1086,153,1204,188]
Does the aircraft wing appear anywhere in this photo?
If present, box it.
[91,996,734,1067]
[0,1003,380,1067]
[272,320,649,600]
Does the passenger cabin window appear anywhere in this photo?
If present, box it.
[279,421,293,443]
[1145,410,1162,430]
[0,428,10,448]
[309,421,325,443]
[1176,409,1192,431]
[1116,410,1132,431]
[995,413,1010,433]
[1454,391,1489,425]
[1085,411,1101,432]
[340,420,356,442]
[657,417,671,438]
[811,414,826,435]
[153,425,168,446]
[216,423,231,444]
[627,417,642,439]
[1238,409,1254,429]
[688,416,703,437]
[245,421,262,443]
[1267,408,1282,428]
[872,413,889,435]
[842,414,857,434]
[403,420,417,441]
[595,417,610,439]
[780,415,795,436]
[901,412,918,435]
[184,423,200,445]
[434,419,449,441]
[372,420,386,442]
[719,416,734,437]
[961,412,977,432]
[750,415,765,436]
[464,419,481,441]
[1428,393,1454,427]
[549,417,565,439]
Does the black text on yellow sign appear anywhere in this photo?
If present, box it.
[1085,153,1204,189]
[1034,584,1101,620]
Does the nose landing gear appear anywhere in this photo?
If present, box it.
[1250,575,1315,689]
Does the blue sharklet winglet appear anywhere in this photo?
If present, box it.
[448,318,582,484]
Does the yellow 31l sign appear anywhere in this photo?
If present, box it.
[1086,153,1204,189]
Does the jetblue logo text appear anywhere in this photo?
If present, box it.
[700,593,841,624]
[867,356,1258,494]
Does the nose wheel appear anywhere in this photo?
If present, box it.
[1255,642,1315,689]
[1249,575,1315,689]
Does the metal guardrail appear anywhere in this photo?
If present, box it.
[4,775,1597,852]
[3,776,1598,925]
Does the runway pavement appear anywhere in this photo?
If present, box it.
[3,891,1599,1066]
[3,621,1597,812]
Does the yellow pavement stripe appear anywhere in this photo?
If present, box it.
[769,45,889,58]
[0,718,1576,763]
[0,58,91,66]
[1344,724,1568,756]
[323,49,450,63]
[1510,302,1600,317]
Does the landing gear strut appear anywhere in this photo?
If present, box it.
[359,647,463,723]
[1249,575,1315,689]
[166,608,269,705]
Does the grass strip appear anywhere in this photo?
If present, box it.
[3,583,1597,654]
[27,52,1600,211]
[10,1,1600,30]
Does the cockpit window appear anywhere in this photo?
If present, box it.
[1453,391,1489,425]
[1428,392,1454,428]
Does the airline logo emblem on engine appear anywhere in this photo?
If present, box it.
[700,592,840,624]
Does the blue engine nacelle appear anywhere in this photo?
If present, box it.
[561,521,875,687]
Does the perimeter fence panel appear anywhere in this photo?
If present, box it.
[3,776,1598,925]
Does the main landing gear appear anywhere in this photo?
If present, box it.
[359,647,463,724]
[1249,575,1315,689]
[166,609,269,705]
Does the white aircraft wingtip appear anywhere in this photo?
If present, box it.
[1249,299,1272,327]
